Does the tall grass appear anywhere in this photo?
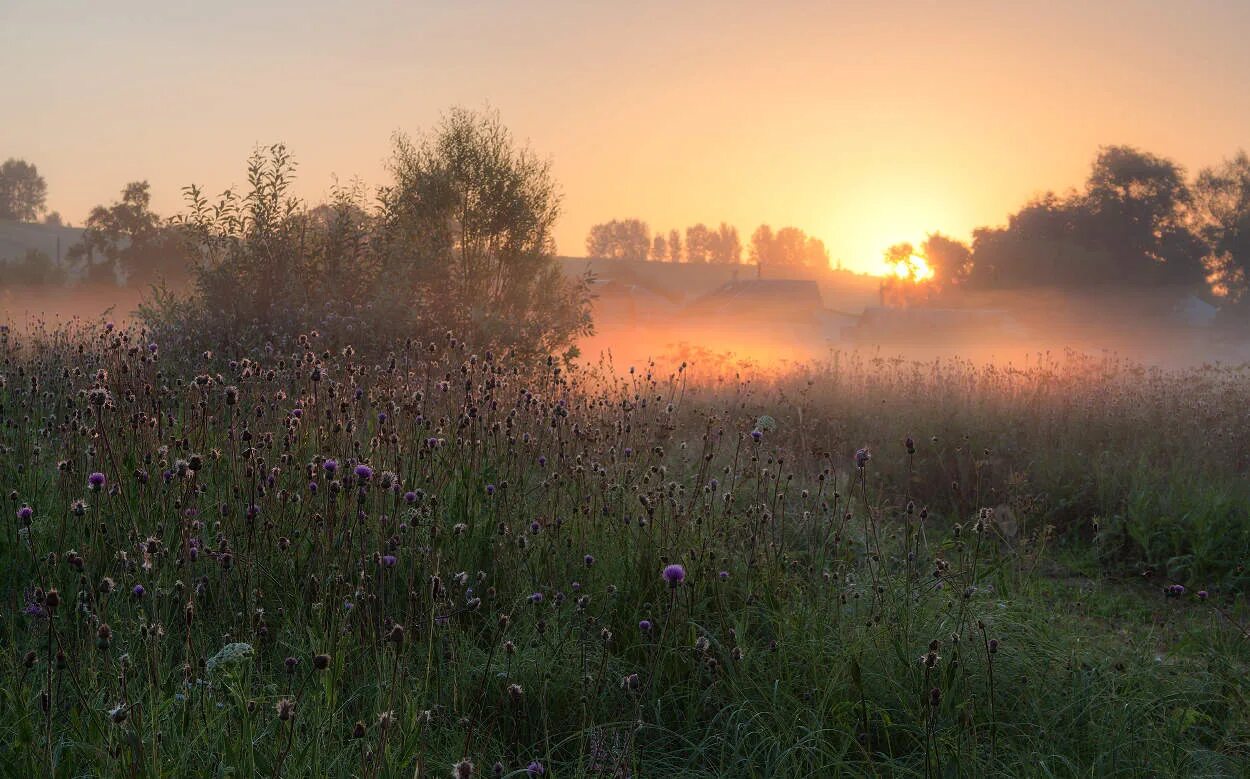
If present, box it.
[1,324,1247,776]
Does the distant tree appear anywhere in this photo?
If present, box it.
[709,223,741,263]
[685,223,712,263]
[920,232,970,288]
[803,236,830,269]
[68,181,188,286]
[1192,151,1250,300]
[667,229,682,262]
[771,227,808,266]
[650,234,667,261]
[585,219,650,261]
[43,211,63,227]
[966,146,1206,291]
[0,159,47,222]
[749,225,774,264]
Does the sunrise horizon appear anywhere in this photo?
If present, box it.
[6,1,1250,276]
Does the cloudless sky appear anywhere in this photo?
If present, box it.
[3,0,1248,274]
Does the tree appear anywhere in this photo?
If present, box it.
[43,211,63,227]
[585,219,650,261]
[803,236,830,269]
[966,146,1206,292]
[685,223,712,263]
[667,229,682,262]
[709,223,741,263]
[68,181,188,286]
[772,227,808,265]
[381,108,591,354]
[749,225,774,264]
[650,234,667,261]
[0,159,47,222]
[1192,151,1250,300]
[920,232,970,288]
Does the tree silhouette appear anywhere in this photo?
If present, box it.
[0,159,47,222]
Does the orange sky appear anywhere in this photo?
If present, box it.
[3,1,1249,275]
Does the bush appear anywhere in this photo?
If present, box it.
[144,109,592,360]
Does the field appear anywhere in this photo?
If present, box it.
[2,323,1250,777]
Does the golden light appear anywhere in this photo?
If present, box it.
[891,255,935,282]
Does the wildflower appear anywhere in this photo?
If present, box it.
[313,653,331,670]
[526,761,545,776]
[452,759,475,779]
[15,504,32,523]
[132,584,146,599]
[639,619,652,633]
[662,564,686,587]
[529,592,543,604]
[381,554,398,568]
[354,464,373,481]
[854,448,871,469]
[276,697,295,721]
[323,459,338,474]
[750,429,763,443]
[584,554,595,567]
[88,472,107,491]
[377,710,396,730]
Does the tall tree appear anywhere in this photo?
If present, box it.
[1192,151,1250,300]
[585,219,650,261]
[650,234,667,262]
[685,223,712,263]
[381,108,591,354]
[749,224,774,264]
[667,229,682,262]
[710,223,741,263]
[0,159,47,222]
[803,236,830,269]
[920,232,970,288]
[68,181,187,285]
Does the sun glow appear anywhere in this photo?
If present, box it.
[891,255,935,282]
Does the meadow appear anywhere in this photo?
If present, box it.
[2,322,1249,777]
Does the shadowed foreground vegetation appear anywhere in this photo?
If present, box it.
[1,323,1249,777]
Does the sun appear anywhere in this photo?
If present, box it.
[891,254,935,282]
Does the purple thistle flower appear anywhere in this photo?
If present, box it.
[718,570,730,581]
[381,554,397,568]
[404,491,417,504]
[308,481,318,493]
[88,472,107,491]
[354,464,373,481]
[662,564,686,587]
[16,505,33,522]
[291,408,302,418]
[527,761,545,776]
[486,484,496,495]
[583,554,595,567]
[529,592,543,604]
[639,619,652,632]
[323,459,338,474]
[132,584,146,598]
[751,429,763,443]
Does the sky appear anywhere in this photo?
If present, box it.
[3,0,1249,275]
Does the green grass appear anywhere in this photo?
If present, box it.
[1,326,1248,777]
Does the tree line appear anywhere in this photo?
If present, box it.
[585,219,832,268]
[884,145,1250,308]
